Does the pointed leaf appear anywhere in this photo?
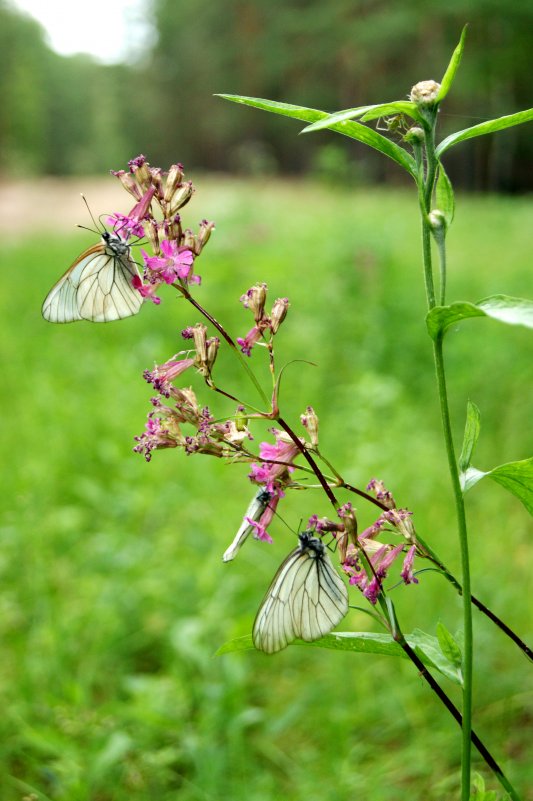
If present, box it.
[359,101,421,123]
[459,400,481,475]
[426,295,533,340]
[300,104,384,129]
[436,108,533,156]
[217,94,417,176]
[436,25,468,103]
[477,295,533,327]
[488,458,533,516]
[463,458,533,515]
[216,631,462,683]
[435,163,455,227]
[436,622,463,672]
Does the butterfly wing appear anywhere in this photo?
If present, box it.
[223,489,273,562]
[42,241,142,323]
[253,541,349,654]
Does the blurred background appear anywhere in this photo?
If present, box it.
[0,1,532,800]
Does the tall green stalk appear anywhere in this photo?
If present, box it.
[419,118,473,801]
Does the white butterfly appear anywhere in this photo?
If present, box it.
[42,231,143,323]
[223,488,273,562]
[253,531,349,654]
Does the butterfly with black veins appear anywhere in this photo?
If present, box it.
[42,230,143,323]
[223,488,273,562]
[253,531,349,654]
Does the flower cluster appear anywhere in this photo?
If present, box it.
[111,155,215,304]
[237,283,290,356]
[340,491,419,604]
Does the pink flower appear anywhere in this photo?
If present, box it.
[132,275,161,305]
[143,356,196,396]
[237,326,263,356]
[143,240,197,285]
[400,545,419,585]
[245,519,274,544]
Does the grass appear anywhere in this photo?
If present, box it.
[0,178,532,800]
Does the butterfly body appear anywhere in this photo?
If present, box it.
[253,531,349,654]
[42,231,142,323]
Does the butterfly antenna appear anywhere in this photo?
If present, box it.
[81,193,102,233]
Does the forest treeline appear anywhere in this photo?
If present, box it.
[1,0,532,190]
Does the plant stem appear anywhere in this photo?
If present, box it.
[433,336,474,799]
[419,117,473,801]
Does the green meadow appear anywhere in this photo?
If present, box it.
[1,179,532,800]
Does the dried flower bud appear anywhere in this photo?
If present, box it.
[130,156,152,191]
[146,219,160,253]
[111,169,142,199]
[300,405,319,446]
[241,283,268,324]
[165,214,182,243]
[196,219,215,252]
[409,80,441,107]
[206,336,220,372]
[192,323,208,363]
[270,297,290,334]
[169,181,194,215]
[164,163,185,202]
[182,228,198,253]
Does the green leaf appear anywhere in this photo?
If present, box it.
[359,101,421,123]
[476,295,533,327]
[436,25,468,103]
[436,108,533,156]
[426,295,533,340]
[459,400,481,476]
[436,622,463,672]
[488,458,533,516]
[435,163,455,227]
[217,94,417,176]
[216,631,462,684]
[462,458,533,516]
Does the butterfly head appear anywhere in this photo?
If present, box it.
[298,530,325,557]
[102,230,130,256]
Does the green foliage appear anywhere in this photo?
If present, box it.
[2,182,532,799]
[426,295,533,340]
[218,94,417,175]
[436,25,468,103]
[218,630,464,685]
[3,1,533,189]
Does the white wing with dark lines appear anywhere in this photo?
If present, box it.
[42,233,143,324]
[253,531,349,654]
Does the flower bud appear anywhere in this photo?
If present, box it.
[428,209,447,232]
[403,126,425,145]
[409,80,441,107]
[270,297,290,334]
[300,405,319,446]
